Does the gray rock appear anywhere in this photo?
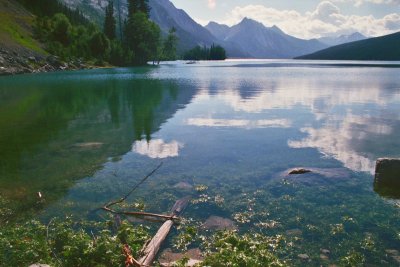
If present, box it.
[320,248,330,255]
[320,254,329,260]
[47,55,62,68]
[374,158,400,198]
[173,181,193,190]
[297,254,310,261]
[159,248,203,267]
[286,228,303,236]
[201,216,237,231]
[280,167,351,185]
[29,264,51,267]
[289,168,312,175]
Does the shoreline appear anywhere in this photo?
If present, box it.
[0,48,104,76]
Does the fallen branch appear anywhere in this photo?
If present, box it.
[103,207,180,222]
[138,196,191,266]
[103,162,163,210]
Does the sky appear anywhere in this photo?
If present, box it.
[169,0,400,39]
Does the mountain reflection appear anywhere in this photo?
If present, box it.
[0,70,196,218]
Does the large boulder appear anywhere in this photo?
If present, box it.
[374,158,400,198]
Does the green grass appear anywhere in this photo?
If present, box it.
[0,12,46,54]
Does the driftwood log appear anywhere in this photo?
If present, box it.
[99,163,191,266]
[138,196,191,266]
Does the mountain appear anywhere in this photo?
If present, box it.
[206,18,328,59]
[297,31,400,60]
[205,21,231,40]
[60,1,327,58]
[318,32,366,46]
[148,0,218,53]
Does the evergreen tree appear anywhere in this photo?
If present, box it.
[51,13,72,46]
[124,12,160,65]
[104,1,116,40]
[161,27,178,60]
[89,32,110,59]
[183,43,227,60]
[127,0,150,18]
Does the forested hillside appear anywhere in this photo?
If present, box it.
[297,32,400,60]
[0,0,179,75]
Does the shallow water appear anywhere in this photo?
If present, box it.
[1,60,400,265]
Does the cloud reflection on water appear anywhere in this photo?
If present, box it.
[195,71,400,173]
[132,139,183,159]
[187,118,291,128]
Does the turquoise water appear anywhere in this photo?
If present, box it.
[1,60,400,265]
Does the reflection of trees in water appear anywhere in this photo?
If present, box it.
[0,74,195,219]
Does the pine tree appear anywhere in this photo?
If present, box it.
[162,27,178,60]
[128,0,150,18]
[104,1,116,40]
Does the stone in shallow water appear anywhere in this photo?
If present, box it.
[392,255,400,264]
[385,249,399,255]
[320,254,329,260]
[280,167,351,185]
[289,168,312,175]
[173,182,193,190]
[285,228,303,236]
[297,254,310,261]
[374,158,400,198]
[201,216,237,231]
[159,248,203,267]
[320,248,331,255]
[73,142,104,149]
[29,264,51,267]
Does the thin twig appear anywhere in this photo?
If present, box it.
[104,162,163,209]
[102,206,179,222]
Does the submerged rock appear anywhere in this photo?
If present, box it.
[280,167,351,185]
[374,158,400,198]
[289,168,312,175]
[201,216,237,231]
[320,254,329,260]
[297,254,310,261]
[285,228,303,236]
[159,248,203,267]
[72,142,104,149]
[173,182,193,190]
[320,248,331,255]
[29,264,51,267]
[385,249,399,256]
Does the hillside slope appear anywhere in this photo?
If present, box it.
[297,32,400,60]
[0,0,92,75]
[0,0,45,56]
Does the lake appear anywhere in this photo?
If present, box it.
[1,60,400,265]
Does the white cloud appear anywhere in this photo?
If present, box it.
[345,0,400,7]
[217,1,400,39]
[207,0,216,9]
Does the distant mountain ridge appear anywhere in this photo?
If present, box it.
[60,0,374,59]
[318,32,366,46]
[297,31,400,60]
[206,18,328,58]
